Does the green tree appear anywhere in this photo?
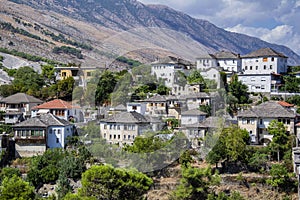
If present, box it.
[228,74,249,104]
[12,66,44,95]
[172,165,220,200]
[0,175,35,200]
[283,75,300,93]
[266,164,290,189]
[72,86,84,102]
[206,125,249,167]
[0,167,21,182]
[267,120,289,161]
[78,165,153,200]
[187,70,205,85]
[57,76,75,99]
[41,64,56,85]
[95,71,117,105]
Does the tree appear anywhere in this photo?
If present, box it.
[57,76,75,100]
[206,125,250,167]
[228,74,249,104]
[187,70,205,86]
[0,175,35,200]
[41,64,56,85]
[172,165,220,200]
[283,75,300,93]
[12,66,44,95]
[72,86,84,102]
[78,165,153,200]
[266,164,289,189]
[95,71,117,105]
[0,167,21,182]
[267,120,289,161]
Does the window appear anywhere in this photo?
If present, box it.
[104,125,107,129]
[270,65,272,69]
[261,85,265,89]
[263,57,268,62]
[245,66,248,70]
[132,105,137,110]
[128,135,131,140]
[256,66,258,70]
[104,133,106,138]
[264,65,266,70]
[56,138,59,143]
[109,135,112,139]
[49,129,52,134]
[261,77,266,81]
[87,72,92,77]
[57,130,61,134]
[250,66,252,70]
[117,125,120,130]
[271,57,274,61]
[251,77,255,82]
[260,119,263,124]
[114,135,116,139]
[118,135,120,139]
[247,119,250,124]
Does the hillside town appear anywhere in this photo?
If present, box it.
[1,45,300,199]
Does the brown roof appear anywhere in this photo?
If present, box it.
[278,101,294,107]
[33,99,73,110]
[242,47,287,58]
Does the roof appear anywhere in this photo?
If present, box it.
[214,51,240,59]
[0,93,43,104]
[196,53,216,59]
[112,104,127,111]
[242,47,287,58]
[101,111,149,124]
[237,101,295,118]
[33,99,73,110]
[139,94,167,102]
[184,117,223,128]
[13,113,70,128]
[278,101,294,107]
[181,109,207,116]
[152,56,191,66]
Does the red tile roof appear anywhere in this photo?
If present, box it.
[33,99,74,110]
[278,101,294,107]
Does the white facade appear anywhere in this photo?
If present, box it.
[217,58,241,72]
[241,56,287,75]
[181,114,206,125]
[47,125,73,148]
[200,67,222,89]
[196,56,218,71]
[127,102,146,115]
[100,122,149,146]
[239,74,271,93]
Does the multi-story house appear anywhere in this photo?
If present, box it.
[138,94,168,117]
[100,111,151,146]
[196,51,241,73]
[0,93,43,124]
[237,101,295,145]
[181,117,222,149]
[13,113,75,157]
[238,47,288,93]
[31,99,84,122]
[180,109,207,126]
[151,56,193,95]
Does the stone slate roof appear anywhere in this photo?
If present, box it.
[0,93,43,104]
[214,51,240,59]
[237,101,295,118]
[152,56,191,66]
[179,93,211,100]
[13,113,70,128]
[113,104,127,111]
[101,111,149,124]
[242,47,287,58]
[184,117,223,128]
[139,94,167,102]
[181,109,207,116]
[196,53,216,59]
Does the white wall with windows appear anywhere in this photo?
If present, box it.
[238,75,271,93]
[47,125,73,148]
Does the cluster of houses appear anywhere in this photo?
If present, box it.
[1,47,300,171]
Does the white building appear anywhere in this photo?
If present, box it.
[180,109,207,126]
[238,48,288,93]
[126,102,146,115]
[151,56,192,95]
[13,113,75,157]
[100,111,151,146]
[237,101,295,145]
[196,51,241,73]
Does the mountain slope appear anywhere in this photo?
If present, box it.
[2,0,300,66]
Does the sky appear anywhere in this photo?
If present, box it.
[139,0,300,55]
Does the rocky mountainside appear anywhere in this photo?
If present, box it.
[1,0,300,67]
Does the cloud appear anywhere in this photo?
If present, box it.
[139,0,300,55]
[226,24,300,55]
